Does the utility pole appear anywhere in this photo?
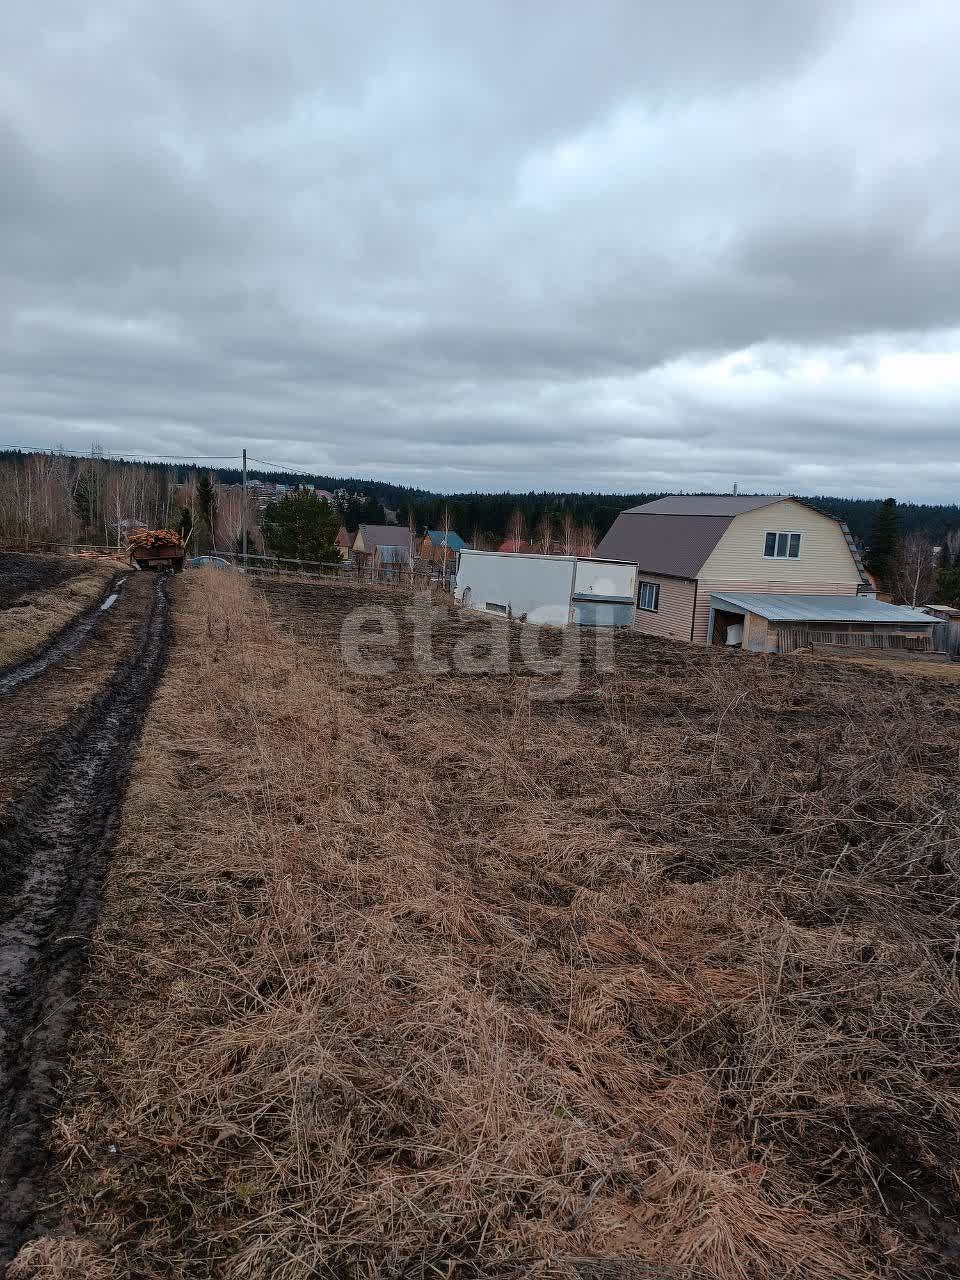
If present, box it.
[241,448,248,569]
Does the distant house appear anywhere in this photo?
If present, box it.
[352,523,413,565]
[420,529,466,567]
[335,526,353,560]
[497,538,534,554]
[594,495,920,651]
[248,481,294,514]
[923,603,960,656]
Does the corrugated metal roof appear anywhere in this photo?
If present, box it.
[624,495,786,516]
[596,512,733,578]
[426,529,466,551]
[710,592,936,624]
[358,523,407,551]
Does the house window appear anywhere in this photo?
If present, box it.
[764,531,802,559]
[638,581,660,612]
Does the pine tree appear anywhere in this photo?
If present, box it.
[73,468,95,531]
[867,497,900,585]
[262,490,340,563]
[196,473,218,552]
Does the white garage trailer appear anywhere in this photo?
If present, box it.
[454,550,638,626]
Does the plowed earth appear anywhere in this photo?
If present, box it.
[0,565,169,1267]
[0,555,89,612]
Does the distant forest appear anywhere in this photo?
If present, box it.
[1,447,959,549]
[165,459,960,546]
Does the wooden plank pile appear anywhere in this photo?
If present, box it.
[127,530,184,553]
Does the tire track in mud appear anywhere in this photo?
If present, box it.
[0,573,126,696]
[0,576,170,1267]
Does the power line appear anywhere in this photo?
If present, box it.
[3,443,332,472]
[248,455,323,476]
[3,441,343,477]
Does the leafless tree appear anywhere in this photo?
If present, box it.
[408,507,417,586]
[559,511,577,556]
[507,508,527,549]
[889,533,937,606]
[534,514,555,555]
[575,521,597,557]
[438,503,455,584]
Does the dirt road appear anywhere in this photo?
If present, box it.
[0,571,170,1266]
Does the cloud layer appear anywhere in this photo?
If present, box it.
[2,1,960,497]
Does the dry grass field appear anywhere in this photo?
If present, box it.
[18,571,960,1279]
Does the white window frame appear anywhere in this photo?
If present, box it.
[763,530,802,560]
[637,580,660,612]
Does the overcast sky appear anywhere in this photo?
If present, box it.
[2,2,960,499]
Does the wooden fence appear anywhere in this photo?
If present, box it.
[1,542,453,592]
[777,627,933,654]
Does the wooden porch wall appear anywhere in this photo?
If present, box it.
[776,628,933,654]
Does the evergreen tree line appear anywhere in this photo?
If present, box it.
[2,448,959,571]
[866,497,960,606]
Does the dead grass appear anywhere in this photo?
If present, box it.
[8,1236,120,1280]
[24,572,960,1279]
[0,556,119,668]
[797,649,960,681]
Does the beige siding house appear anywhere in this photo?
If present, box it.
[596,496,871,647]
[631,573,697,642]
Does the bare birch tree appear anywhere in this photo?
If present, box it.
[575,522,597,557]
[408,507,418,586]
[889,534,937,606]
[559,511,576,556]
[534,514,555,555]
[507,508,527,549]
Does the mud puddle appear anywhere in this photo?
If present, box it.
[0,576,126,696]
[0,576,169,1266]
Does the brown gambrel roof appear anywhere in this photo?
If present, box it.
[595,495,858,581]
[624,495,788,517]
[355,524,407,552]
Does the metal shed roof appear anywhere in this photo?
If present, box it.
[710,592,935,624]
[425,529,466,551]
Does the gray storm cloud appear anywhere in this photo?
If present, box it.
[1,0,959,498]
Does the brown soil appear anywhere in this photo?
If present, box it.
[0,576,156,818]
[0,555,89,612]
[15,575,960,1279]
[0,554,121,671]
[0,573,170,1268]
